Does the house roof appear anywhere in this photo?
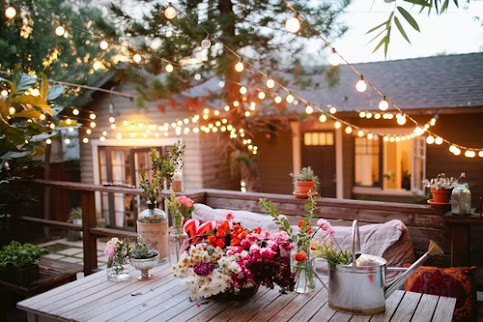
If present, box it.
[295,52,483,113]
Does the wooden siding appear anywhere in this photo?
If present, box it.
[342,133,354,199]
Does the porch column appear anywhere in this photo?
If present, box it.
[335,128,343,199]
[290,121,301,174]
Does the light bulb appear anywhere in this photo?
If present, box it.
[5,6,16,19]
[194,73,201,80]
[274,96,282,104]
[345,126,353,134]
[99,40,109,50]
[89,113,96,120]
[65,118,72,125]
[383,136,389,142]
[90,121,96,128]
[233,101,239,107]
[102,130,108,136]
[72,108,79,115]
[108,116,115,123]
[357,130,364,137]
[86,129,92,135]
[39,114,46,121]
[266,79,275,88]
[334,121,341,129]
[464,150,475,158]
[258,91,266,100]
[426,135,435,144]
[355,75,367,92]
[100,136,106,142]
[329,106,337,114]
[8,107,16,115]
[366,112,372,119]
[249,102,256,111]
[305,105,313,114]
[414,127,424,136]
[286,94,294,104]
[378,96,389,111]
[224,105,230,111]
[116,133,122,140]
[397,115,406,125]
[111,124,116,129]
[164,3,177,19]
[65,138,71,144]
[479,151,483,158]
[285,16,301,33]
[319,114,327,123]
[46,139,52,145]
[50,123,56,129]
[367,133,374,140]
[201,37,211,49]
[133,53,142,63]
[1,89,8,97]
[234,61,244,72]
[359,111,366,118]
[239,86,247,95]
[165,64,174,73]
[244,111,251,117]
[374,113,381,119]
[218,81,225,88]
[435,137,443,145]
[328,48,340,67]
[55,25,66,37]
[430,117,437,126]
[453,147,461,156]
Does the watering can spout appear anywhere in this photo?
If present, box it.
[385,240,443,299]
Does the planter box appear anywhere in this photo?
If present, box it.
[0,264,40,285]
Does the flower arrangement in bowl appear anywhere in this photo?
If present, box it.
[104,237,131,282]
[172,215,294,300]
[422,172,465,205]
[290,166,320,199]
[129,237,159,280]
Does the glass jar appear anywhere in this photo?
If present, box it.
[137,201,169,263]
[106,256,130,282]
[292,247,316,293]
[168,226,189,265]
[451,183,472,215]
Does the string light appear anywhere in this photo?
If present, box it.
[165,63,174,73]
[258,91,266,100]
[201,36,211,49]
[396,115,406,125]
[334,121,341,129]
[108,116,115,123]
[329,106,337,114]
[374,113,381,120]
[39,114,46,121]
[359,111,366,118]
[133,53,142,63]
[435,137,443,145]
[274,95,282,104]
[414,127,424,136]
[239,86,247,95]
[464,150,475,158]
[328,48,340,67]
[479,151,483,158]
[54,25,65,37]
[65,118,72,125]
[8,107,16,115]
[234,60,244,72]
[357,130,364,137]
[1,89,8,97]
[5,6,16,19]
[65,138,71,144]
[164,3,177,20]
[89,113,96,120]
[72,108,79,116]
[46,139,52,145]
[266,79,275,88]
[90,121,96,128]
[319,114,327,123]
[355,75,367,92]
[224,105,230,111]
[345,126,353,134]
[430,117,437,126]
[426,135,435,144]
[249,102,256,111]
[285,14,301,33]
[366,112,372,119]
[111,124,116,129]
[50,123,55,130]
[367,133,374,140]
[305,104,313,114]
[378,96,389,111]
[286,93,294,104]
[99,40,109,50]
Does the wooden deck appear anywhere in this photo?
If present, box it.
[18,263,456,322]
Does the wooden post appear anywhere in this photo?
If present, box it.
[451,223,470,267]
[81,191,98,275]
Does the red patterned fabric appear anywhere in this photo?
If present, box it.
[404,266,476,321]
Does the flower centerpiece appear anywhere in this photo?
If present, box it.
[137,141,185,263]
[165,191,194,263]
[172,215,294,300]
[422,172,465,204]
[290,166,320,199]
[104,238,131,282]
[129,237,160,280]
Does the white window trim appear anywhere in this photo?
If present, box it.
[91,138,182,216]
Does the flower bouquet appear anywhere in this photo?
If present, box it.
[172,215,294,300]
[104,238,131,282]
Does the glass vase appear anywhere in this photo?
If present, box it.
[137,201,169,264]
[106,256,130,282]
[293,259,316,293]
[168,226,189,265]
[451,183,472,215]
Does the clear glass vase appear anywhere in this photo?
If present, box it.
[293,259,316,293]
[451,183,472,215]
[106,256,130,282]
[137,201,169,264]
[168,226,189,265]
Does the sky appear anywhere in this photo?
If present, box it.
[324,0,483,63]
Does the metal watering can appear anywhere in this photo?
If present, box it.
[316,220,443,315]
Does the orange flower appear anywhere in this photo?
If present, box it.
[307,226,312,233]
[217,229,226,238]
[298,220,306,228]
[230,238,241,246]
[207,235,217,246]
[219,221,230,231]
[294,251,307,262]
[216,239,225,248]
[239,231,248,238]
[253,227,261,234]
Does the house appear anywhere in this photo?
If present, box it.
[79,53,483,228]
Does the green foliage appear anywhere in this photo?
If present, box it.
[368,0,461,57]
[165,189,182,228]
[0,0,116,106]
[290,166,320,190]
[139,141,185,202]
[259,197,294,241]
[130,237,157,259]
[0,68,65,183]
[0,241,48,269]
[310,239,352,265]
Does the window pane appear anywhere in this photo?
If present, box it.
[319,133,326,145]
[355,137,380,187]
[326,133,334,146]
[304,132,312,145]
[312,132,319,145]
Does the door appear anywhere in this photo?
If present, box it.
[302,131,336,198]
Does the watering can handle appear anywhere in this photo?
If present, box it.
[351,220,361,265]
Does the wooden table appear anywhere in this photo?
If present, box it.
[17,263,456,322]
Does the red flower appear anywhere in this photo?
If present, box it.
[298,220,306,228]
[307,226,312,233]
[294,251,307,262]
[230,238,241,246]
[207,235,217,246]
[216,239,225,248]
[219,221,230,231]
[253,227,261,234]
[217,229,226,238]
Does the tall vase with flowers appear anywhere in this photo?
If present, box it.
[104,237,131,282]
[165,191,194,264]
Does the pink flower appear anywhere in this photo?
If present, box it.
[266,240,278,252]
[241,239,252,250]
[325,228,335,237]
[249,244,260,255]
[460,172,466,178]
[260,248,276,260]
[317,219,332,231]
[226,246,243,256]
[225,211,234,221]
[176,195,194,207]
[104,244,115,257]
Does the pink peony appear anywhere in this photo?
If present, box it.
[225,211,234,221]
[241,239,252,250]
[104,244,115,258]
[325,228,335,236]
[249,244,260,255]
[176,195,194,207]
[266,240,278,252]
[317,219,332,231]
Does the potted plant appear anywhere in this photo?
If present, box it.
[129,237,159,280]
[290,166,320,199]
[0,241,48,285]
[422,173,464,204]
[67,207,82,241]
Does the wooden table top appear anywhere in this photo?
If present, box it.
[17,263,456,322]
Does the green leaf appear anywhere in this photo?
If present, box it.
[12,73,36,95]
[372,36,388,54]
[394,17,411,43]
[0,99,7,119]
[365,20,387,35]
[12,110,42,119]
[47,86,65,101]
[9,96,52,115]
[441,0,449,13]
[397,6,420,31]
[404,0,430,6]
[39,73,49,100]
[453,0,459,8]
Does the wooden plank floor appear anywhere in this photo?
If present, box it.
[17,263,456,322]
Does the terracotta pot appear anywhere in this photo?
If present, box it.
[431,188,452,203]
[295,181,315,198]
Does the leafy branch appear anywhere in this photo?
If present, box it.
[259,198,294,241]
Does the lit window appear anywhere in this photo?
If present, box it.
[304,132,334,146]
